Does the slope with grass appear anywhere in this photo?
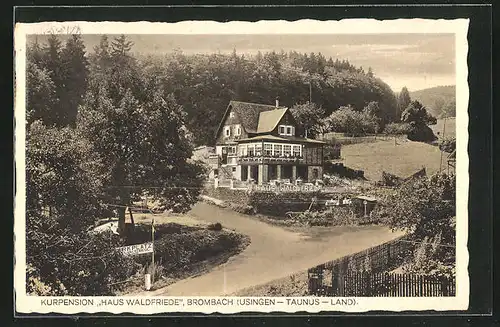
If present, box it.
[341,139,443,181]
[430,117,456,140]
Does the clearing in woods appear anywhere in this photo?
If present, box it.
[341,139,443,181]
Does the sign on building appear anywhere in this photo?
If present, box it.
[117,242,154,256]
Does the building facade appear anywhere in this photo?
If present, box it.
[209,100,325,185]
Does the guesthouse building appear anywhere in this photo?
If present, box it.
[209,99,325,185]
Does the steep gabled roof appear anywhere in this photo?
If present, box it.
[256,108,288,133]
[215,100,286,139]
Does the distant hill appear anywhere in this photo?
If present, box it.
[410,85,456,118]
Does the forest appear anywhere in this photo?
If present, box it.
[27,34,400,145]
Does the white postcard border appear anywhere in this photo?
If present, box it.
[14,18,470,314]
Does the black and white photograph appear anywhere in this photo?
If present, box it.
[14,19,469,314]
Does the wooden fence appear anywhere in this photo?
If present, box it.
[310,271,456,297]
[307,235,456,297]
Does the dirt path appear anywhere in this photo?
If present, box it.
[138,202,404,296]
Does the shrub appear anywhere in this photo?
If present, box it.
[407,124,437,142]
[151,230,249,272]
[207,222,223,231]
[383,122,412,135]
[27,212,139,296]
[439,137,456,153]
[230,204,256,215]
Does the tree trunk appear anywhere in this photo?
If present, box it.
[118,189,130,235]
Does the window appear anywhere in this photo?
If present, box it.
[273,144,282,156]
[284,145,291,156]
[293,145,301,157]
[227,146,236,154]
[229,112,235,118]
[255,143,262,156]
[248,145,255,156]
[235,125,241,136]
[232,167,237,172]
[264,143,273,156]
[278,125,294,136]
[224,126,230,137]
[239,144,247,156]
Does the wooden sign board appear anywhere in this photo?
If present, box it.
[117,242,153,256]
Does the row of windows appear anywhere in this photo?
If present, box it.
[239,143,302,157]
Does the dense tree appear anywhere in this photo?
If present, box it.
[397,86,412,121]
[26,121,103,230]
[401,100,437,142]
[26,61,59,126]
[79,36,205,233]
[60,34,89,127]
[372,174,456,276]
[290,102,326,138]
[325,105,379,136]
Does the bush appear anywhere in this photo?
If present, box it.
[324,162,365,179]
[207,222,223,231]
[383,122,412,135]
[407,125,437,142]
[439,137,456,153]
[230,204,256,215]
[27,212,139,296]
[151,230,248,272]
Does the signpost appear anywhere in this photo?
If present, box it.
[116,242,154,256]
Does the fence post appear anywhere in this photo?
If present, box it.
[387,242,391,267]
[230,179,234,189]
[214,177,219,189]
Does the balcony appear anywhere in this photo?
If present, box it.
[238,154,304,165]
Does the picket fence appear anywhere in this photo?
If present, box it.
[309,271,456,297]
[307,234,456,297]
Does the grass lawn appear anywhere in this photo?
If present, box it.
[341,139,444,181]
[430,117,456,140]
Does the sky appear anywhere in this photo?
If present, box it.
[32,33,456,92]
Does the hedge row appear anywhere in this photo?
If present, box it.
[133,229,249,273]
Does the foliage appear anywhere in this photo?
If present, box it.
[149,229,249,272]
[401,101,438,142]
[401,100,437,126]
[325,105,380,136]
[383,122,412,135]
[372,174,455,273]
[26,121,104,231]
[439,137,456,153]
[397,86,412,120]
[207,222,223,231]
[26,211,138,296]
[410,85,456,118]
[26,61,59,126]
[78,35,205,233]
[290,102,326,138]
[27,34,89,127]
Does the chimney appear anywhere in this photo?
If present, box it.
[275,96,280,108]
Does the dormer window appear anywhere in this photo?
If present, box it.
[278,125,294,136]
[224,126,231,137]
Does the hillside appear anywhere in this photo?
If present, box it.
[342,139,443,181]
[410,85,455,118]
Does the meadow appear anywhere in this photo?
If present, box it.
[341,139,445,181]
